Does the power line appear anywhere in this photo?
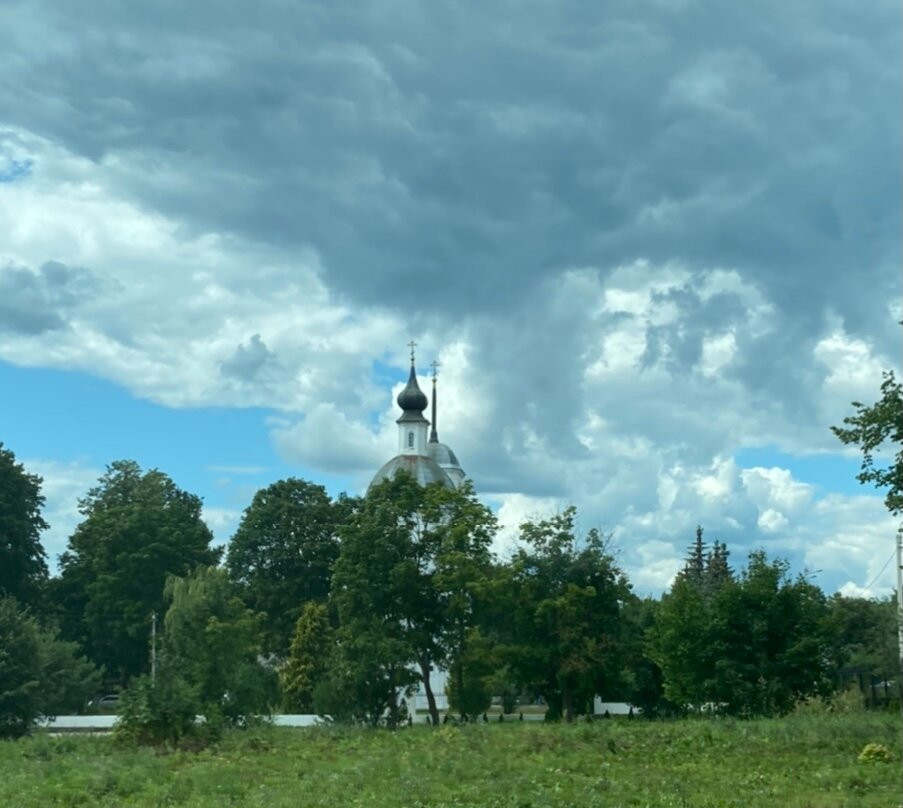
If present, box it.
[861,549,897,595]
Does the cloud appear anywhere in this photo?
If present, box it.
[0,261,98,334]
[0,1,898,598]
[23,458,101,570]
[220,334,277,382]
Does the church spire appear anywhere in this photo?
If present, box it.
[429,360,440,444]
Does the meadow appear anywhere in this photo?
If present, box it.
[1,712,900,808]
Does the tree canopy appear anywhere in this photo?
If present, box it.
[54,460,220,682]
[0,443,49,606]
[832,370,903,516]
[226,478,349,655]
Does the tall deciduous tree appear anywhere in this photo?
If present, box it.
[162,566,276,723]
[54,460,219,682]
[831,370,903,516]
[226,479,349,655]
[330,473,496,727]
[501,508,630,722]
[0,443,49,607]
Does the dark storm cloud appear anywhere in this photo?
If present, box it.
[2,0,899,509]
[1,1,897,329]
[0,261,97,334]
[220,333,276,381]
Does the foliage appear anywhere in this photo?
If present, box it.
[280,602,334,713]
[616,596,674,717]
[330,473,496,726]
[114,659,201,748]
[0,443,49,607]
[116,567,276,747]
[0,597,41,738]
[1,714,900,806]
[826,594,899,680]
[226,479,350,655]
[651,544,835,716]
[53,460,220,682]
[499,508,631,721]
[33,624,102,717]
[0,597,101,738]
[162,566,277,725]
[445,628,494,719]
[832,370,903,515]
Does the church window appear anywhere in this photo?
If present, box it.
[408,431,414,448]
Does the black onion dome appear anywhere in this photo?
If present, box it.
[396,364,428,412]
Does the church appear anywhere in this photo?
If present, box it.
[369,346,466,492]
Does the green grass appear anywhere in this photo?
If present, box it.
[1,713,900,807]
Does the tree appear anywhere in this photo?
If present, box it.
[0,597,102,738]
[54,461,220,682]
[329,473,496,727]
[0,597,42,738]
[280,602,334,713]
[707,553,834,716]
[0,443,49,607]
[648,573,712,709]
[831,370,903,516]
[651,548,834,716]
[832,362,903,738]
[500,508,630,722]
[226,479,349,655]
[117,566,277,748]
[34,624,102,717]
[617,596,674,717]
[826,595,899,683]
[162,566,276,724]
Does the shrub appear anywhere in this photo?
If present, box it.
[114,662,202,748]
[857,743,892,764]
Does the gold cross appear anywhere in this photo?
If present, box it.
[407,340,417,363]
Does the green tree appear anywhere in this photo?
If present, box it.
[0,597,102,738]
[831,370,903,515]
[826,595,898,681]
[501,508,630,722]
[280,602,334,713]
[34,625,102,716]
[0,443,49,607]
[0,597,42,738]
[162,566,276,724]
[445,628,494,719]
[226,479,349,655]
[617,596,673,717]
[648,574,711,709]
[651,548,834,716]
[54,461,220,682]
[330,473,496,727]
[706,553,833,716]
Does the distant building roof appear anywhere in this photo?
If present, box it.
[368,454,454,492]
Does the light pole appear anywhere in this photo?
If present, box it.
[151,611,157,684]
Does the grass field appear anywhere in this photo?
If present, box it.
[1,713,900,807]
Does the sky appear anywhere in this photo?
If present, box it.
[0,0,900,597]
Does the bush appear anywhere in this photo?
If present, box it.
[114,662,203,748]
[857,742,892,764]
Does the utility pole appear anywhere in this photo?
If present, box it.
[896,525,902,798]
[151,611,157,684]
